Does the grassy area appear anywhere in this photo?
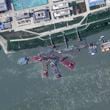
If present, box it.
[77,25,87,31]
[55,22,67,29]
[68,16,83,25]
[79,19,110,38]
[7,29,77,51]
[7,38,45,51]
[0,31,37,40]
[88,10,110,22]
[82,9,110,24]
[64,28,76,34]
[29,24,55,33]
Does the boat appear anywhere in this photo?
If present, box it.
[17,55,43,65]
[17,56,29,65]
[88,43,97,55]
[60,57,75,70]
[29,56,43,63]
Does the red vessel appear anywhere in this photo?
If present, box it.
[30,56,43,62]
[60,57,75,70]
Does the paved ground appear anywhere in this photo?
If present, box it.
[0,29,110,110]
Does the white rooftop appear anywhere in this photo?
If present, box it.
[0,0,6,3]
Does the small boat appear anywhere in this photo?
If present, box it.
[17,57,29,65]
[88,43,97,55]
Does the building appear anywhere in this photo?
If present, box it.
[76,0,85,3]
[52,2,69,10]
[52,0,63,3]
[16,12,31,20]
[0,0,7,12]
[33,9,51,22]
[106,0,110,6]
[88,0,105,7]
[53,8,70,18]
[3,22,12,29]
[0,22,12,30]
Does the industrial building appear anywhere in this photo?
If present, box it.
[52,0,63,3]
[52,2,69,10]
[0,0,108,33]
[15,12,31,20]
[0,0,7,12]
[33,9,51,22]
[53,8,70,18]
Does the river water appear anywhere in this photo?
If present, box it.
[0,30,110,110]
